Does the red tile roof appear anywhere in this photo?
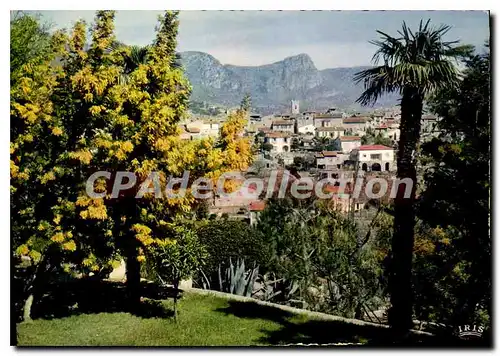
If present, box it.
[265,132,290,138]
[249,200,266,212]
[358,145,393,151]
[322,151,338,157]
[186,127,201,133]
[340,136,361,141]
[273,120,294,126]
[343,117,369,123]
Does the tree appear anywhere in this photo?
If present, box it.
[10,11,52,82]
[354,20,472,332]
[145,220,207,320]
[255,198,390,316]
[11,13,78,322]
[240,92,252,112]
[262,142,273,152]
[416,46,490,327]
[11,10,254,319]
[196,219,269,286]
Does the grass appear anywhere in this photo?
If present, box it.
[17,293,306,346]
[15,281,477,347]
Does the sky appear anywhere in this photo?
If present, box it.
[36,10,490,70]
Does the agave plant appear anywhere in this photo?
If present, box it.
[214,258,259,298]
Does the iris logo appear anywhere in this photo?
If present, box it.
[457,324,484,339]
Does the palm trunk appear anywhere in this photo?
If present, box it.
[388,87,423,334]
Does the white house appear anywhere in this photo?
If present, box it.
[315,151,344,170]
[352,144,395,172]
[272,119,295,133]
[179,125,202,140]
[334,136,362,153]
[186,119,220,138]
[316,127,344,139]
[296,118,315,135]
[264,132,291,153]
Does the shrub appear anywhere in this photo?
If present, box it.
[197,220,270,279]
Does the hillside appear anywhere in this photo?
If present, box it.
[179,51,399,114]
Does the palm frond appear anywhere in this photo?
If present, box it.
[356,19,468,106]
[354,66,398,106]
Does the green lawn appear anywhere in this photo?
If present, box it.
[16,292,382,346]
[16,290,453,347]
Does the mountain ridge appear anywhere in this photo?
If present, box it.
[179,51,399,113]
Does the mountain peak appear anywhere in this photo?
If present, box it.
[281,53,316,70]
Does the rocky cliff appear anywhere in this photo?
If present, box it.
[179,51,399,113]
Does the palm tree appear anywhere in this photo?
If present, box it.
[354,20,472,333]
[124,45,150,74]
[117,44,183,83]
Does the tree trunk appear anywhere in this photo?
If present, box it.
[173,275,179,321]
[125,243,141,313]
[23,294,34,322]
[388,87,423,334]
[21,254,49,321]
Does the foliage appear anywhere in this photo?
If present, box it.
[415,46,490,327]
[262,143,273,152]
[11,10,254,320]
[255,198,390,317]
[144,221,207,318]
[240,92,252,112]
[196,220,270,280]
[213,258,259,297]
[189,100,225,116]
[10,11,52,81]
[361,128,394,147]
[354,20,473,105]
[145,222,207,287]
[355,19,471,331]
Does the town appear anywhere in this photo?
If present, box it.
[179,99,439,223]
[11,10,490,348]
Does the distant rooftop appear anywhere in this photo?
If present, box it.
[314,113,343,119]
[273,120,294,126]
[358,145,393,151]
[343,117,369,123]
[339,136,361,141]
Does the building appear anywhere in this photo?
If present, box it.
[342,116,370,132]
[334,136,362,153]
[291,100,300,114]
[295,118,315,135]
[264,132,291,153]
[185,119,220,138]
[179,125,202,140]
[316,126,345,139]
[315,151,345,170]
[314,113,343,128]
[249,200,266,226]
[352,145,395,172]
[271,119,295,133]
